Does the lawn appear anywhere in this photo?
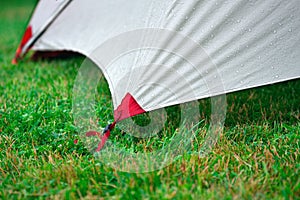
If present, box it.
[0,1,299,199]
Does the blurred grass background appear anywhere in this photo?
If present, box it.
[0,0,299,199]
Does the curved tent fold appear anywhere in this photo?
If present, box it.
[15,0,300,122]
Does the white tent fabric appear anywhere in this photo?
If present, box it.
[27,0,70,43]
[15,0,300,121]
[14,0,71,59]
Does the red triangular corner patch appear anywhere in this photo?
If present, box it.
[13,25,33,64]
[114,93,146,122]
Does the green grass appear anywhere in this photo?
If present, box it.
[0,1,299,199]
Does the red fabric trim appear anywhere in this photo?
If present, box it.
[20,26,33,49]
[114,93,146,122]
[85,130,100,137]
[12,26,33,64]
[95,130,111,152]
[85,122,116,152]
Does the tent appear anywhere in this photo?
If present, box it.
[14,0,300,150]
